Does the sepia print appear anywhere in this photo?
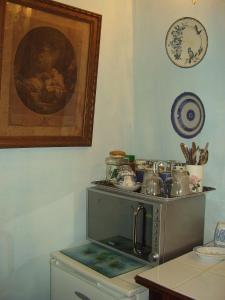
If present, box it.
[15,26,77,115]
[0,0,101,147]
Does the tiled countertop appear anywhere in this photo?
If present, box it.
[136,251,225,300]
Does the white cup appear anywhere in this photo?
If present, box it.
[186,165,204,193]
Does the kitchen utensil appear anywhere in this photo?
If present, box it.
[204,150,209,164]
[180,142,209,165]
[198,142,209,165]
[191,142,197,164]
[192,146,199,165]
[198,149,208,165]
[180,143,190,163]
[204,142,209,153]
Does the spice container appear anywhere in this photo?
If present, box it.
[105,150,128,183]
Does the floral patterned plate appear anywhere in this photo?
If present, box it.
[165,17,208,68]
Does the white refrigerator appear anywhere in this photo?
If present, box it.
[50,243,150,300]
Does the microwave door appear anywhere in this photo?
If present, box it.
[87,189,154,261]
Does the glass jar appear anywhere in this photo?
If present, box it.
[135,159,149,183]
[105,151,128,183]
[141,168,153,194]
[170,169,190,197]
[141,163,163,196]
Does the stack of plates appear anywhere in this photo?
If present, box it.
[193,246,225,262]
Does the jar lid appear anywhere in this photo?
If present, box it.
[110,150,126,158]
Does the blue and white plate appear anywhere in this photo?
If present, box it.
[171,92,205,138]
[166,17,208,68]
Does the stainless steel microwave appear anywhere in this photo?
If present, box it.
[87,185,205,267]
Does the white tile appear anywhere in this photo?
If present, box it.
[175,252,217,270]
[137,260,202,289]
[175,272,225,300]
[209,260,225,277]
[119,265,150,283]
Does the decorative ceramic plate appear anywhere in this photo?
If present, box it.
[171,92,205,138]
[166,17,208,68]
[193,246,225,262]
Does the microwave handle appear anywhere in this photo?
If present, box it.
[133,205,145,255]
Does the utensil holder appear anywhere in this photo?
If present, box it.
[186,165,204,192]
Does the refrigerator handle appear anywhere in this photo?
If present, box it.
[74,291,90,300]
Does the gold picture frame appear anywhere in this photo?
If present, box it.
[0,0,101,147]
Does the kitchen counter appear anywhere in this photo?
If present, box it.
[135,251,225,300]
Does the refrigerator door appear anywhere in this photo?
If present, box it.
[50,246,149,300]
[51,263,136,300]
[51,265,115,300]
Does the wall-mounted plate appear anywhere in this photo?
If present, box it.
[166,17,208,68]
[171,92,205,138]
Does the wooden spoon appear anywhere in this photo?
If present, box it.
[180,143,190,164]
[192,142,197,164]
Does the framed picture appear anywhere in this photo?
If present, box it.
[0,0,101,147]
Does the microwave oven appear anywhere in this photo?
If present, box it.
[87,185,205,266]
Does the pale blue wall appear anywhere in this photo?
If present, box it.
[133,0,225,242]
[0,1,134,299]
[1,0,225,299]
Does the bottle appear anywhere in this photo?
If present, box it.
[141,167,154,194]
[144,162,163,196]
[105,150,128,183]
[125,154,136,172]
[135,159,149,183]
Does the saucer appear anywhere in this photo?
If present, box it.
[114,183,141,192]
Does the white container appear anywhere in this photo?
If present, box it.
[214,221,225,247]
[186,164,204,192]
